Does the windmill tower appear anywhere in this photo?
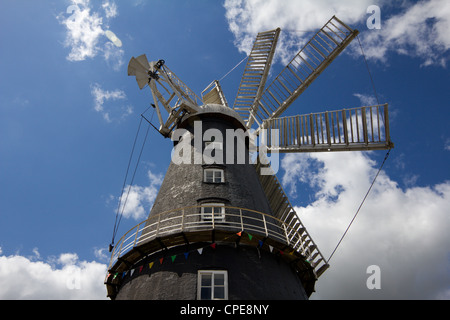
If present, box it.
[105,16,393,300]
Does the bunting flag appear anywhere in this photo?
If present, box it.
[110,230,303,282]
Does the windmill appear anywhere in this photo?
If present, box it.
[105,16,393,300]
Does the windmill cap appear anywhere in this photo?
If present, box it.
[179,104,247,130]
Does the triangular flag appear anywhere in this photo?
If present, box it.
[122,271,126,278]
[197,248,203,255]
[159,258,164,265]
[139,265,143,273]
[171,255,176,263]
[279,250,284,255]
[236,231,242,237]
[107,273,111,279]
[247,233,253,241]
[210,243,216,249]
[130,269,135,276]
[113,272,118,279]
[149,262,154,269]
[258,240,263,248]
[184,252,189,260]
[269,245,273,253]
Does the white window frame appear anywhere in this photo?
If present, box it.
[200,203,225,222]
[197,270,228,300]
[203,168,224,183]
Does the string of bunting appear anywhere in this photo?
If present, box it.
[107,231,300,281]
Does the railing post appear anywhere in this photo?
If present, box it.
[362,107,368,145]
[342,109,349,146]
[181,208,185,232]
[383,104,391,146]
[283,224,290,246]
[239,209,244,231]
[262,214,268,237]
[133,224,140,247]
[309,114,315,146]
[156,214,161,237]
[325,112,331,146]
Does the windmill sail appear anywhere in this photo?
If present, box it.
[261,104,394,153]
[248,16,359,129]
[233,28,280,124]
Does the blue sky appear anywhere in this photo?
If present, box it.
[0,0,449,299]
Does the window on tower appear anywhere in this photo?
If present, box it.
[197,270,228,300]
[203,168,225,183]
[200,203,225,222]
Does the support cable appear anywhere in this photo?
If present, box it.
[110,107,153,250]
[357,34,380,105]
[327,149,391,263]
[219,55,249,82]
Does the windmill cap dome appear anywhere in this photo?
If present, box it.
[179,104,247,130]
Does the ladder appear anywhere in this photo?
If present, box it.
[255,160,329,277]
[233,28,280,123]
[249,16,359,128]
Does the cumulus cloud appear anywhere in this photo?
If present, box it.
[223,0,372,64]
[0,250,107,299]
[57,0,124,68]
[91,83,133,123]
[281,152,450,299]
[360,0,450,67]
[223,0,450,67]
[117,170,164,221]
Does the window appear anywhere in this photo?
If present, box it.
[204,168,224,183]
[197,270,228,300]
[201,203,225,222]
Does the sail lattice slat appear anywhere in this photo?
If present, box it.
[248,16,359,128]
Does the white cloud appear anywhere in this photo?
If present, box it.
[0,251,107,299]
[90,83,132,123]
[353,93,378,106]
[57,0,124,68]
[223,0,372,64]
[58,1,105,62]
[443,138,450,151]
[102,1,118,19]
[223,0,450,67]
[360,0,450,67]
[118,170,164,221]
[281,152,450,299]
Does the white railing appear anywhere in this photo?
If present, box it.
[107,205,328,278]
